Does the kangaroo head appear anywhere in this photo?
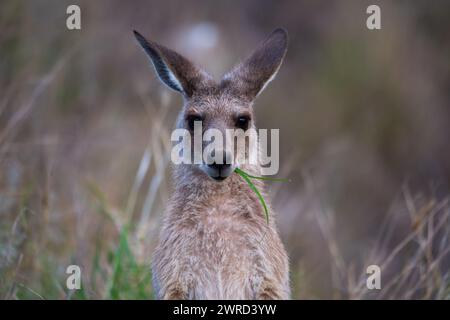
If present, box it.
[134,28,288,181]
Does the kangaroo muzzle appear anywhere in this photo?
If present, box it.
[204,149,234,181]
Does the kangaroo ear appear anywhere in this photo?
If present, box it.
[222,28,288,101]
[133,30,212,98]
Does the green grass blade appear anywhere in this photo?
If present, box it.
[235,169,269,224]
[235,168,289,182]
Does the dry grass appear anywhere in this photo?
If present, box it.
[315,187,450,299]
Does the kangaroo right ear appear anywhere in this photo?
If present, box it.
[221,28,288,101]
[133,30,212,98]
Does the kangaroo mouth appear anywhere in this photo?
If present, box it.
[210,169,232,181]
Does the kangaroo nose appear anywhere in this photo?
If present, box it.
[206,149,233,181]
[209,161,231,171]
[208,152,231,170]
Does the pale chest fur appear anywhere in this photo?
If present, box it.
[152,170,290,300]
[182,198,267,299]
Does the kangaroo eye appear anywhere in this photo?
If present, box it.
[236,115,251,130]
[186,114,203,131]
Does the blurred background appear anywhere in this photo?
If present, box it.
[1,0,450,299]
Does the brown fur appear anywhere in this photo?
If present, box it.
[134,28,290,299]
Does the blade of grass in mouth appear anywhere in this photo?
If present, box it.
[234,168,288,224]
[236,170,290,182]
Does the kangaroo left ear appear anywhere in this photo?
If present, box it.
[133,30,213,98]
[221,28,288,101]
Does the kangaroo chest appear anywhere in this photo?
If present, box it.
[184,206,264,299]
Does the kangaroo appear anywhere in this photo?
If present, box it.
[134,28,290,299]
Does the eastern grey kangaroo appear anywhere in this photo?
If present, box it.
[134,28,290,299]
